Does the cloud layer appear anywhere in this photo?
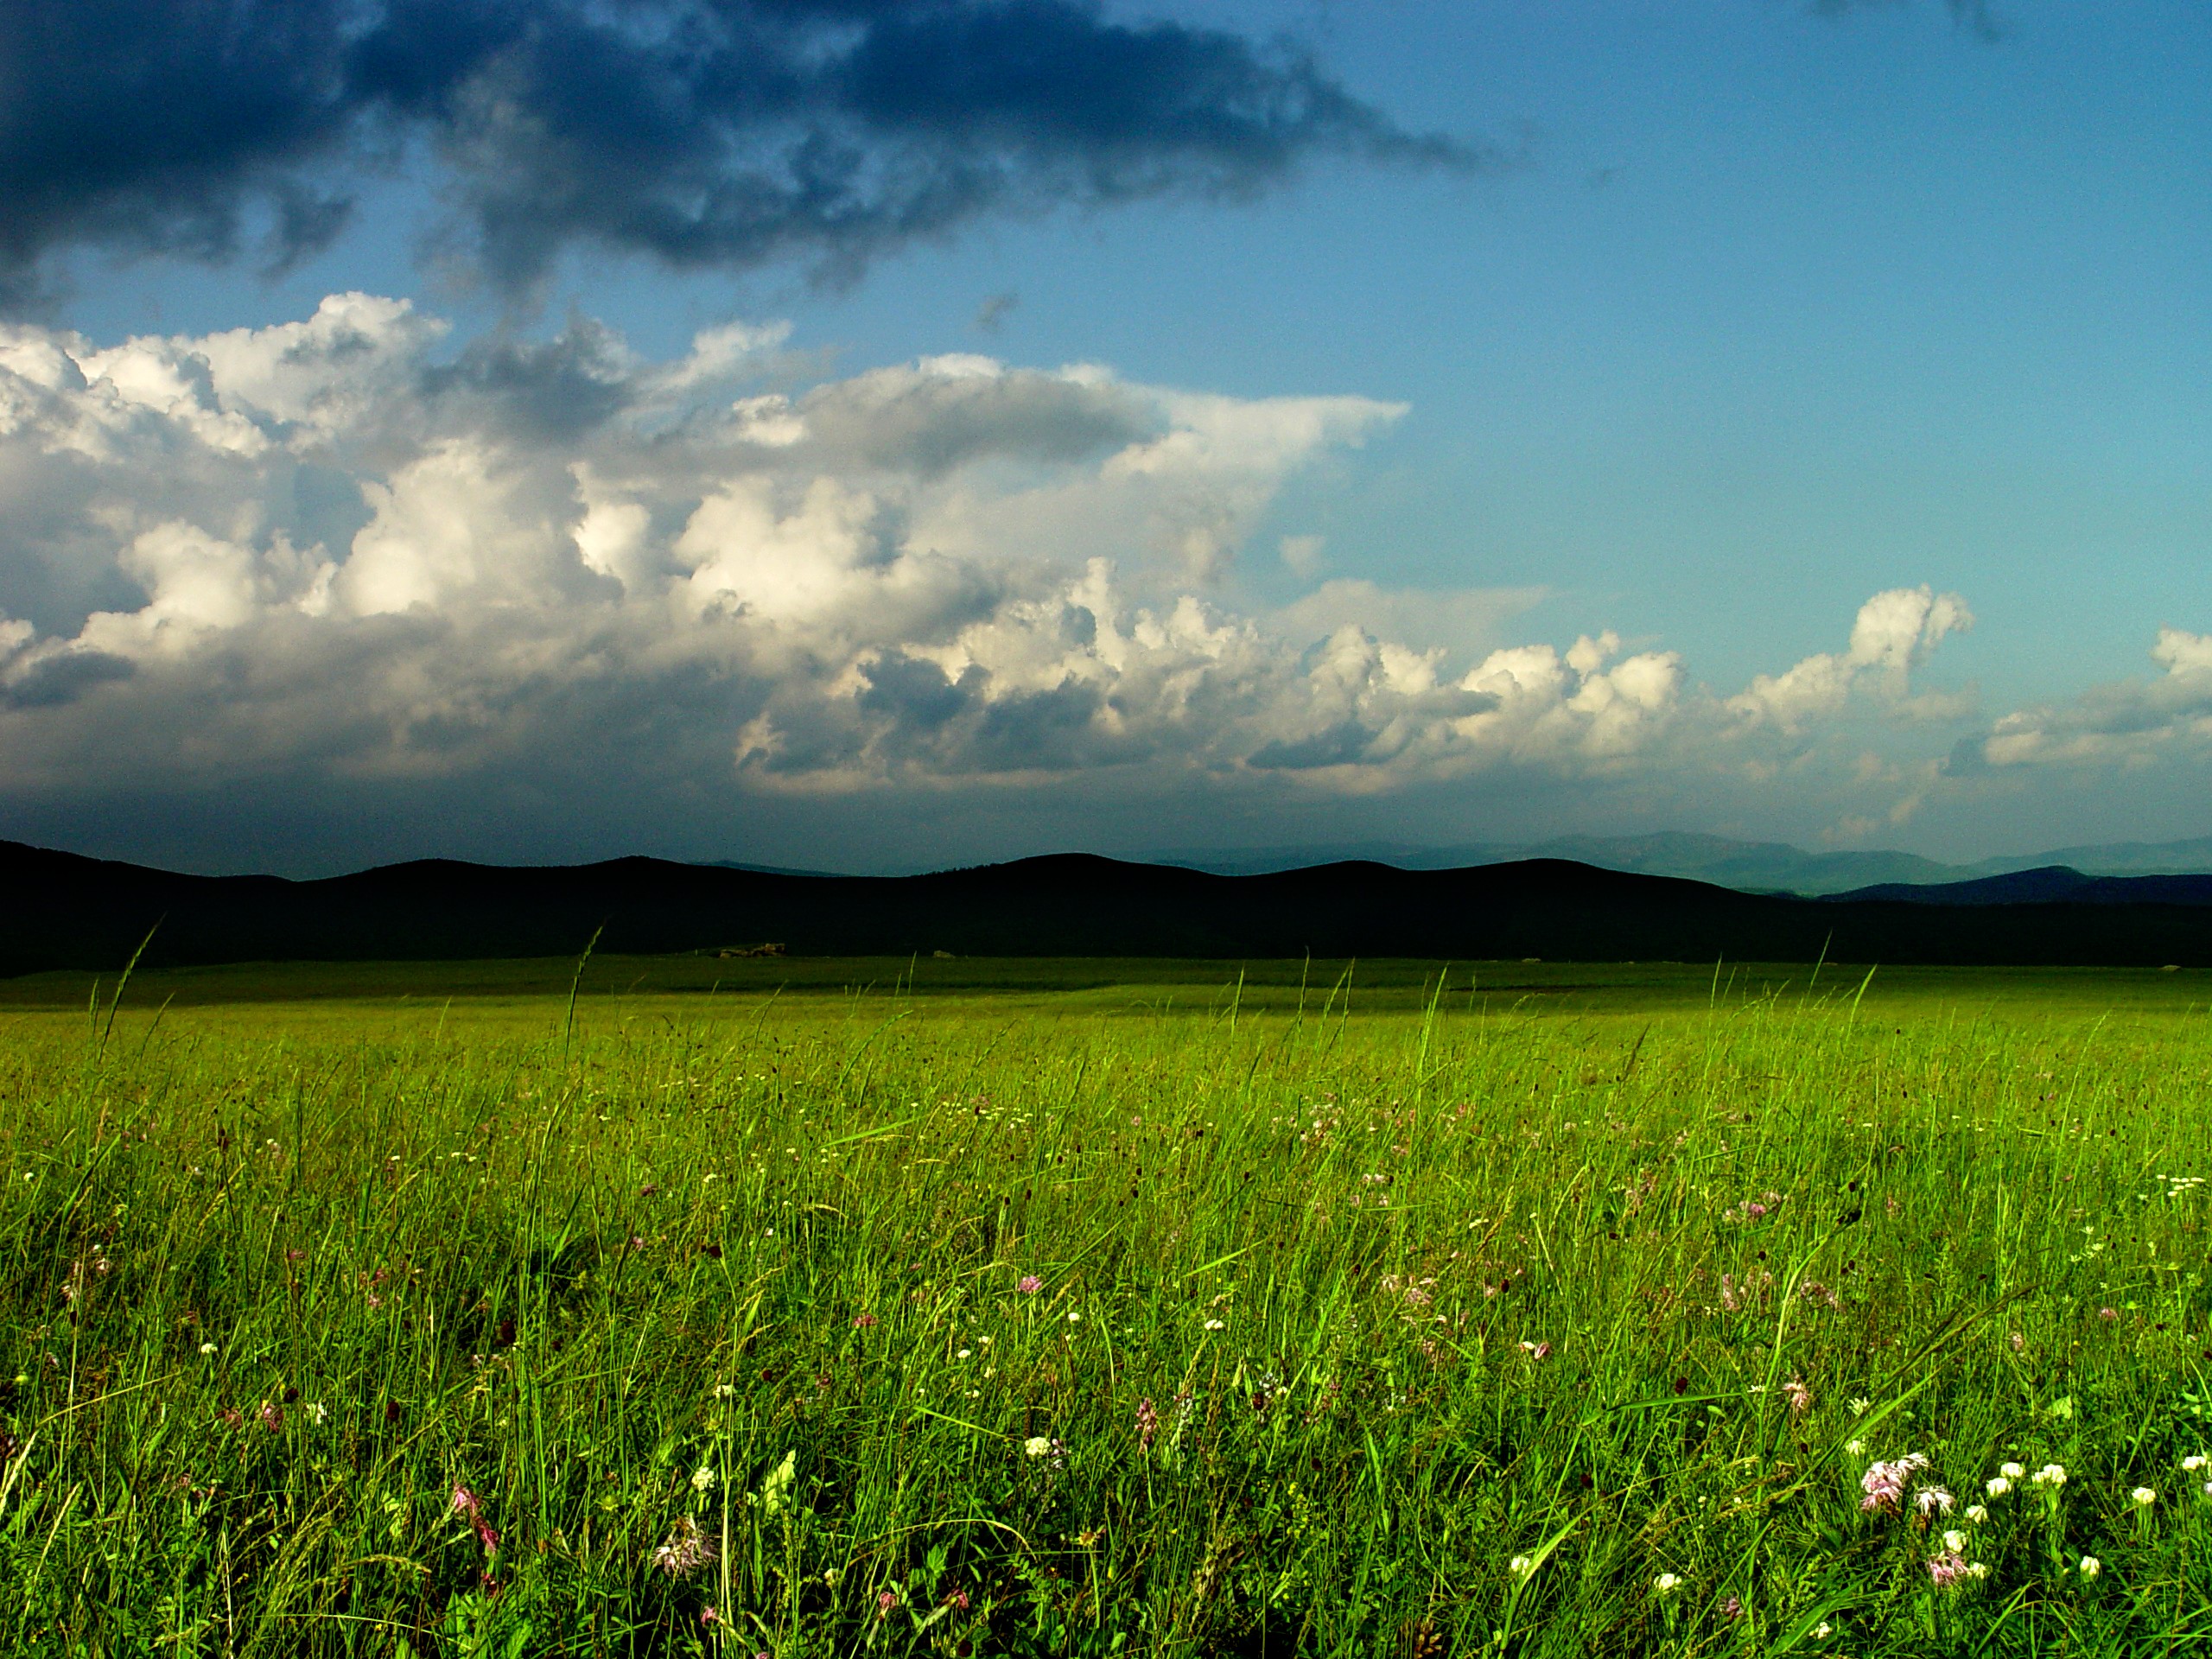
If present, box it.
[0,0,1474,304]
[0,291,2039,868]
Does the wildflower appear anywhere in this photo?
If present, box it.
[1815,1622,1833,1639]
[1926,1551,1968,1588]
[1023,1435,1052,1458]
[652,1515,715,1580]
[1204,1319,1224,1331]
[2099,1306,2117,1321]
[691,1464,715,1494]
[854,1313,877,1329]
[1721,1594,1745,1620]
[449,1484,499,1553]
[1783,1377,1812,1416]
[1848,1397,1871,1416]
[1915,1485,1955,1516]
[1653,1573,1681,1592]
[1520,1339,1552,1360]
[1968,1560,1991,1580]
[2078,1555,2101,1578]
[957,1349,972,1361]
[1846,1439,1867,1458]
[876,1590,899,1618]
[1859,1456,1928,1515]
[1964,1503,1988,1523]
[1018,1275,1043,1295]
[2000,1461,2025,1480]
[1135,1397,1159,1453]
[1985,1476,2011,1497]
[1066,1311,1081,1323]
[2010,1332,2025,1351]
[714,1382,734,1397]
[1508,1554,1535,1580]
[2031,1463,2067,1488]
[2132,1486,2156,1506]
[2184,1455,2208,1472]
[308,1402,328,1425]
[259,1402,285,1433]
[199,1342,217,1357]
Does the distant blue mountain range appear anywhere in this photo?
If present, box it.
[1143,830,2212,897]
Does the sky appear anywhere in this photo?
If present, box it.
[0,0,2206,875]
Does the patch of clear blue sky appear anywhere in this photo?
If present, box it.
[55,0,2211,713]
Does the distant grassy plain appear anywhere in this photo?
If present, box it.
[3,955,2210,1656]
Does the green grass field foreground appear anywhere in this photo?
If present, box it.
[3,958,2212,1656]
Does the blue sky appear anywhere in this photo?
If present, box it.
[2,0,2207,872]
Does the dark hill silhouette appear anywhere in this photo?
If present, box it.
[6,838,2212,972]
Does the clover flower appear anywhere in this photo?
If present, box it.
[2132,1486,2156,1506]
[2078,1555,2101,1579]
[1999,1461,2025,1480]
[1023,1435,1052,1458]
[1509,1554,1535,1580]
[1964,1503,1988,1523]
[1942,1529,1967,1553]
[2183,1454,2208,1472]
[1653,1573,1681,1593]
[1985,1476,2011,1497]
[2030,1464,2067,1488]
[1018,1275,1043,1295]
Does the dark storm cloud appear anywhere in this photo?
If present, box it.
[0,0,1476,305]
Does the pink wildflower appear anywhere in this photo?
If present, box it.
[1859,1457,1926,1514]
[1915,1485,1955,1517]
[652,1515,715,1580]
[2099,1306,2117,1322]
[876,1590,899,1618]
[853,1313,878,1329]
[1925,1550,1968,1588]
[1135,1396,1159,1453]
[449,1483,499,1553]
[1019,1275,1043,1295]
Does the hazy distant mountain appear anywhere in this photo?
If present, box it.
[1968,836,2212,880]
[1149,830,2212,895]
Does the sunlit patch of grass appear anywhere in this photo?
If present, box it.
[0,970,2209,1654]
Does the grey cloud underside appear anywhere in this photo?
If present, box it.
[0,0,1475,302]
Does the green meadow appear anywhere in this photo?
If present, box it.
[3,957,2210,1656]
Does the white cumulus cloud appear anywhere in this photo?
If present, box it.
[0,294,1989,864]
